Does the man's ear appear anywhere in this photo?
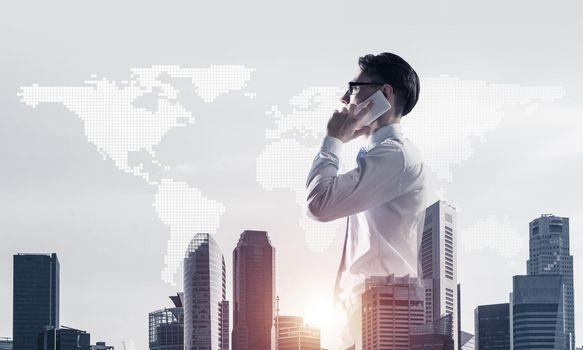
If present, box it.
[381,84,393,99]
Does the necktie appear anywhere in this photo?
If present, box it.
[356,147,367,162]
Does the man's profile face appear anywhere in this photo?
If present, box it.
[341,70,395,136]
[341,71,381,106]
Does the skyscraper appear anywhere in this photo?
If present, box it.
[232,230,275,350]
[474,303,510,349]
[183,233,228,350]
[527,214,575,349]
[511,275,566,350]
[149,294,184,350]
[362,275,425,350]
[13,253,59,350]
[420,201,458,349]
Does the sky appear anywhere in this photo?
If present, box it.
[1,1,583,349]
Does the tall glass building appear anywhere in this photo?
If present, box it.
[232,230,275,350]
[183,233,228,350]
[13,253,59,350]
[474,303,510,349]
[149,294,184,350]
[527,214,575,349]
[511,275,566,350]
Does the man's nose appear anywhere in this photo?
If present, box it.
[341,90,350,104]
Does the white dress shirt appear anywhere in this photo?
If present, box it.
[305,123,427,307]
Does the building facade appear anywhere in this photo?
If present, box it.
[89,343,113,350]
[0,338,13,350]
[232,230,275,350]
[362,275,425,350]
[474,303,510,350]
[149,295,184,350]
[183,233,228,350]
[527,214,575,349]
[410,314,454,350]
[459,331,475,350]
[511,275,566,350]
[420,201,458,349]
[37,327,90,350]
[275,316,320,350]
[13,253,59,350]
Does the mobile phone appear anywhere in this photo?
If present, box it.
[353,90,391,126]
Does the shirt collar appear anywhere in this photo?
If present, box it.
[365,123,403,151]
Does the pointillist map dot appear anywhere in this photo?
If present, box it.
[19,65,254,285]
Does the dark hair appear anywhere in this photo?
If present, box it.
[358,52,420,116]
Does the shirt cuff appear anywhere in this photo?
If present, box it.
[321,136,343,157]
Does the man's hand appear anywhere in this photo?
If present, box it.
[326,101,374,143]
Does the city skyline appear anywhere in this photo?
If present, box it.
[2,210,579,349]
[471,214,576,350]
[1,213,575,350]
[2,1,583,348]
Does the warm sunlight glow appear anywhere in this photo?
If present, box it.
[302,296,347,338]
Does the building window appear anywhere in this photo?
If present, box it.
[549,225,563,233]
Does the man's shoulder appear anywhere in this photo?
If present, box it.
[369,138,404,155]
[376,137,424,166]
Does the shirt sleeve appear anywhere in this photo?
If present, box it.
[305,136,405,222]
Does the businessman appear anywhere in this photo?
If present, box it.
[305,52,427,350]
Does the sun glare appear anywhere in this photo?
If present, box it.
[303,297,346,330]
